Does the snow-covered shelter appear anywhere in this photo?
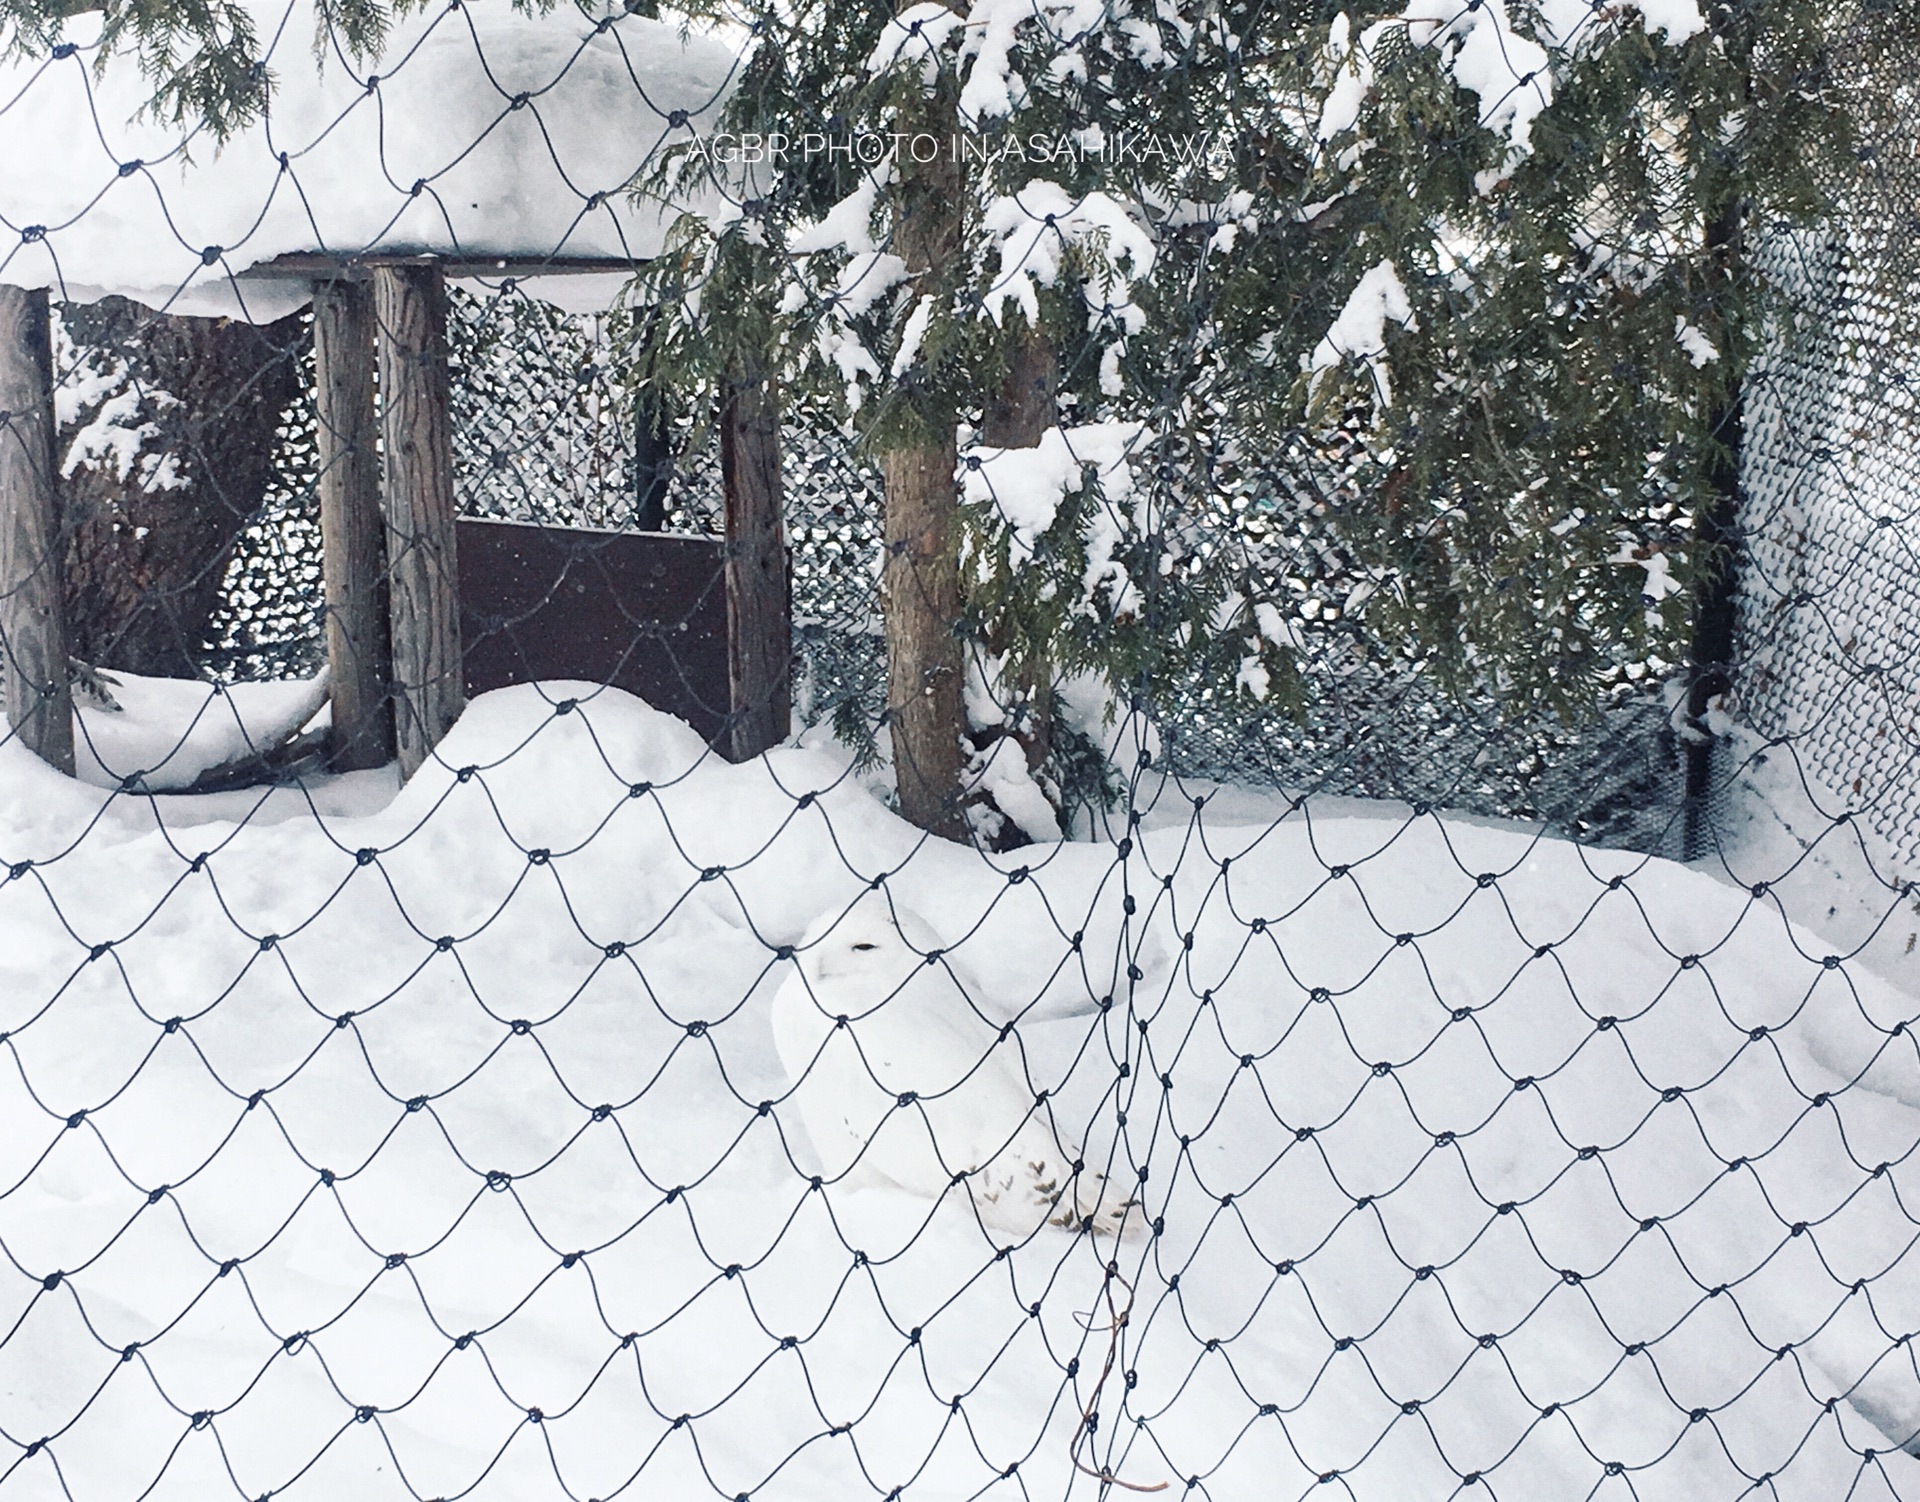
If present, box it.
[0,3,772,786]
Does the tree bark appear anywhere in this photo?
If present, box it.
[633,390,673,532]
[982,321,1057,449]
[374,262,464,779]
[980,321,1058,775]
[880,43,968,840]
[57,296,306,677]
[720,374,790,762]
[313,278,395,771]
[0,286,75,773]
[884,439,967,837]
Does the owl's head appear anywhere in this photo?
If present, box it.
[800,895,946,985]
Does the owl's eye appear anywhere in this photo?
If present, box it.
[851,942,879,952]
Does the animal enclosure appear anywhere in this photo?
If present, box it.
[4,5,1920,1501]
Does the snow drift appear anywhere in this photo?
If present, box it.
[4,683,1920,1499]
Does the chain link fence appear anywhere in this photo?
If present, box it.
[150,275,1691,852]
[1720,16,1920,879]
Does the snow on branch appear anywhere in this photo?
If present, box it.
[866,0,1154,126]
[1537,0,1705,47]
[1317,0,1704,189]
[982,181,1154,393]
[954,0,1114,121]
[866,3,967,83]
[53,319,186,492]
[1307,259,1417,408]
[961,419,1142,565]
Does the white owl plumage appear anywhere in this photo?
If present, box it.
[771,896,1139,1239]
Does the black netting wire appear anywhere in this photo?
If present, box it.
[2,3,1920,1501]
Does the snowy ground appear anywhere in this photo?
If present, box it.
[5,683,1920,1501]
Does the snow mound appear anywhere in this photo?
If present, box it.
[4,683,1920,1498]
[73,670,328,791]
[0,1,736,318]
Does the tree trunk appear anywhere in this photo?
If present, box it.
[374,262,464,779]
[880,45,968,841]
[0,286,75,773]
[980,321,1058,775]
[983,321,1057,448]
[884,438,967,836]
[633,390,673,532]
[313,278,395,771]
[721,374,790,762]
[57,296,306,677]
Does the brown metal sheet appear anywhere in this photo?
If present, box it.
[456,518,730,745]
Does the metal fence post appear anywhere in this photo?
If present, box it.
[0,284,75,775]
[1681,205,1747,863]
[374,260,464,779]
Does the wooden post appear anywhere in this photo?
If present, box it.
[720,376,789,762]
[313,277,395,771]
[373,261,464,779]
[0,285,75,775]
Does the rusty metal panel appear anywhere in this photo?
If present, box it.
[457,518,730,745]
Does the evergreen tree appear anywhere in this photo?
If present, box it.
[15,0,1858,830]
[0,0,397,136]
[628,0,1853,841]
[627,0,1208,841]
[1162,0,1855,720]
[57,295,308,677]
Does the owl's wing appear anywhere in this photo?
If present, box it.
[866,976,1075,1180]
[769,968,830,1084]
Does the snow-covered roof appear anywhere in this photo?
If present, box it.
[0,1,737,319]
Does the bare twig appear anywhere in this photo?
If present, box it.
[1068,1263,1169,1494]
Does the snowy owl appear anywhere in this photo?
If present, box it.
[771,897,1140,1239]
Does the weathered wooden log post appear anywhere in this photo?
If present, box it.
[373,260,464,779]
[313,276,395,771]
[720,375,789,762]
[0,285,75,774]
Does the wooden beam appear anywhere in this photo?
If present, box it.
[0,285,75,775]
[241,252,644,282]
[719,376,789,762]
[374,262,464,778]
[313,278,395,771]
